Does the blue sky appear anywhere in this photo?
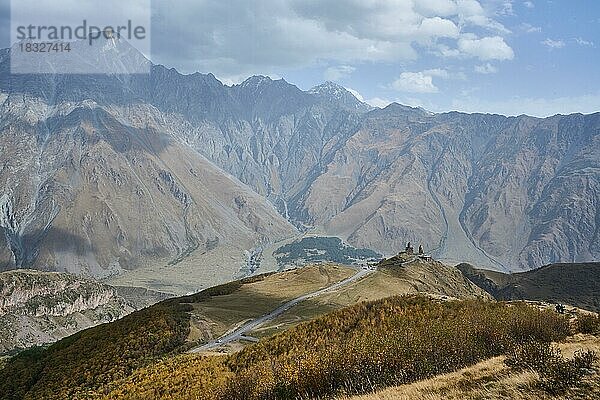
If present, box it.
[1,0,599,116]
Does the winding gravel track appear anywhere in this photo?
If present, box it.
[189,267,374,352]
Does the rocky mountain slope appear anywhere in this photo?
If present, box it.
[0,269,141,354]
[168,82,599,271]
[299,109,600,271]
[0,38,598,278]
[0,43,297,285]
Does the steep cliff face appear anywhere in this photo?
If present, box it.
[0,269,137,354]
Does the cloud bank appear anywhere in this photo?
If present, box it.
[149,0,514,80]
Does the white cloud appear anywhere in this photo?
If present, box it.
[455,0,511,33]
[324,65,356,81]
[575,37,594,47]
[436,43,462,57]
[464,15,511,33]
[479,0,515,16]
[520,23,541,33]
[414,0,458,16]
[145,0,513,80]
[289,1,462,43]
[458,36,515,60]
[417,16,460,40]
[422,68,467,80]
[542,38,566,49]
[457,0,486,17]
[474,63,498,74]
[500,0,515,15]
[345,87,364,102]
[423,68,450,78]
[392,72,439,93]
[388,67,464,95]
[524,1,535,9]
[151,0,427,78]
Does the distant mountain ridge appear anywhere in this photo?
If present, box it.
[308,81,374,113]
[457,262,600,312]
[0,38,598,279]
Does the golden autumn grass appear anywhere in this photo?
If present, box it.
[0,271,267,400]
[348,334,600,400]
[1,265,597,400]
[0,265,354,400]
[189,264,354,340]
[101,296,572,400]
[249,258,490,338]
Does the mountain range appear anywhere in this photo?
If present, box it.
[0,38,598,287]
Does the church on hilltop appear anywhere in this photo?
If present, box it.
[400,242,432,261]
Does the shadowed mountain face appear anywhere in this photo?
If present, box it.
[0,39,598,275]
[457,262,600,312]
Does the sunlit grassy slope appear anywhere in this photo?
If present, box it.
[102,296,572,400]
[3,260,595,400]
[348,334,600,400]
[0,265,354,400]
[251,258,490,338]
[186,264,355,342]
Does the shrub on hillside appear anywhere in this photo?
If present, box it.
[10,296,572,400]
[504,340,562,372]
[576,313,600,334]
[538,349,597,394]
[505,341,598,395]
[101,297,574,400]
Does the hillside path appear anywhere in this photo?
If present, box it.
[188,267,374,352]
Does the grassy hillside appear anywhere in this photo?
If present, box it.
[186,264,354,343]
[2,261,588,399]
[250,258,490,338]
[457,262,600,312]
[349,334,600,400]
[0,265,354,399]
[102,296,571,400]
